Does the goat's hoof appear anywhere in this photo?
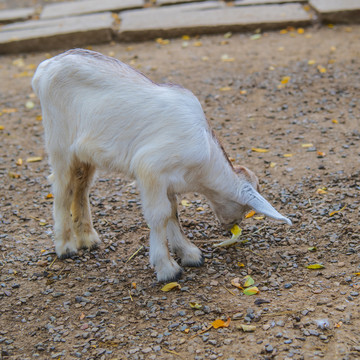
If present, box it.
[78,230,100,250]
[58,249,78,259]
[183,254,204,267]
[157,267,183,283]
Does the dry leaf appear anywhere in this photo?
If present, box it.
[212,317,231,329]
[0,125,4,130]
[238,324,256,332]
[79,312,86,320]
[46,193,54,199]
[283,153,293,158]
[301,143,313,148]
[16,158,23,166]
[231,277,243,290]
[161,282,181,292]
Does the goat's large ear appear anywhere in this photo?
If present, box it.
[240,184,292,225]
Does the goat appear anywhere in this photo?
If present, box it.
[32,49,291,282]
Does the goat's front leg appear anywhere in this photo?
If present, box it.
[139,181,182,282]
[167,194,204,267]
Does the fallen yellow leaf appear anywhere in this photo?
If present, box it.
[245,210,256,219]
[243,275,255,288]
[161,282,181,292]
[251,147,269,153]
[212,317,231,329]
[26,156,43,163]
[231,224,242,238]
[306,264,324,269]
[297,28,305,34]
[182,35,190,40]
[189,302,202,309]
[0,125,4,130]
[301,143,313,148]
[243,286,260,295]
[270,162,277,168]
[316,188,327,195]
[221,54,234,62]
[317,66,327,73]
[16,158,23,166]
[283,153,293,158]
[308,59,316,65]
[181,199,191,207]
[46,193,54,199]
[8,172,20,179]
[193,41,202,47]
[329,205,346,217]
[281,76,291,84]
[332,119,338,124]
[219,86,232,91]
[2,108,17,113]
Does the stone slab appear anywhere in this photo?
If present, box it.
[0,7,35,24]
[309,0,360,23]
[41,0,143,19]
[0,12,114,54]
[235,0,307,5]
[118,2,312,41]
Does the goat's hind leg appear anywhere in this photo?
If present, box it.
[167,194,204,267]
[71,162,100,251]
[52,169,77,258]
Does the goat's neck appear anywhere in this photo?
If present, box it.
[199,140,240,204]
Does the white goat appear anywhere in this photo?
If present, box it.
[32,49,291,282]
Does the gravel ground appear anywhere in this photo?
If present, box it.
[1,22,360,360]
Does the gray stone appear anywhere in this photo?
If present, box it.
[0,7,35,24]
[41,0,143,20]
[0,12,114,54]
[309,0,360,23]
[118,2,311,41]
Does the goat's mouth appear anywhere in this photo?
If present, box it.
[222,221,239,232]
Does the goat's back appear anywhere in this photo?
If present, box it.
[32,49,212,182]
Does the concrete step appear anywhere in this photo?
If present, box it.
[0,7,35,24]
[310,0,360,23]
[118,2,312,41]
[40,0,143,20]
[0,12,114,54]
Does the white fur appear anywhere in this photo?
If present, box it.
[32,49,291,282]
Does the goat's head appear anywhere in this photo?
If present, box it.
[212,165,292,230]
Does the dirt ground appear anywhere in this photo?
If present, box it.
[1,20,360,360]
